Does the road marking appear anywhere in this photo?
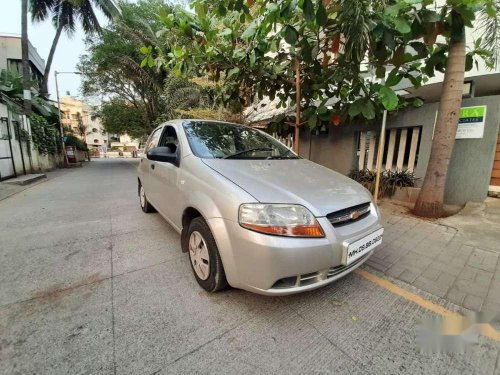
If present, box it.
[354,268,500,341]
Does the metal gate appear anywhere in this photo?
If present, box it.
[0,114,16,180]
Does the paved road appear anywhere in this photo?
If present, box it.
[0,159,498,374]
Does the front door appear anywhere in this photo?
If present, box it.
[140,126,163,194]
[148,125,183,229]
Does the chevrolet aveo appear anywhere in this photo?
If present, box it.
[137,120,384,295]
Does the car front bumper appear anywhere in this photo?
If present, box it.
[207,206,383,296]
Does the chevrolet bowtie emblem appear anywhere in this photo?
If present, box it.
[350,210,362,220]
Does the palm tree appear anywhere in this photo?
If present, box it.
[30,0,120,97]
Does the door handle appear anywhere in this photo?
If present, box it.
[151,163,155,170]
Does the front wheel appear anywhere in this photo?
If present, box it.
[139,182,156,213]
[187,217,228,292]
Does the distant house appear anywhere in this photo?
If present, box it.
[59,96,108,150]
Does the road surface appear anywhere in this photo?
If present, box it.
[0,159,498,374]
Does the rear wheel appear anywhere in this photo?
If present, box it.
[187,217,228,292]
[139,182,155,213]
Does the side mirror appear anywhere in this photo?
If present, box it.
[147,146,179,166]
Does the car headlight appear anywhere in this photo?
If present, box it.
[238,204,324,237]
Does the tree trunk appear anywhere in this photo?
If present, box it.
[413,18,465,218]
[41,23,64,98]
[21,0,31,115]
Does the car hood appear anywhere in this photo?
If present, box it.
[202,158,372,217]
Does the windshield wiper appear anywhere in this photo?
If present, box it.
[223,148,274,159]
[266,155,299,160]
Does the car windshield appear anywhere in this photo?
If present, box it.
[183,121,299,160]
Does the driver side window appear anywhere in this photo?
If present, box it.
[145,127,163,153]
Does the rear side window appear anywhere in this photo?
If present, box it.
[145,127,162,153]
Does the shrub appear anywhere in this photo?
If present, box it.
[64,135,88,151]
[348,169,418,198]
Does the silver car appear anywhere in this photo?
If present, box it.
[137,120,384,295]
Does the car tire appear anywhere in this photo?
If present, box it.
[187,217,228,293]
[139,181,156,213]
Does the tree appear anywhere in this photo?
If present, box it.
[21,0,31,114]
[79,0,169,133]
[98,98,148,140]
[30,0,120,97]
[413,0,496,218]
[143,0,428,153]
[146,0,495,218]
[80,0,233,138]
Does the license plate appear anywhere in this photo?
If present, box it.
[342,228,384,265]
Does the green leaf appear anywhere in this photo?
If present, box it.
[140,57,148,68]
[348,99,364,118]
[241,23,257,40]
[383,30,396,50]
[379,86,399,111]
[316,1,328,27]
[249,50,256,67]
[284,25,299,45]
[413,97,424,107]
[385,71,403,87]
[385,4,402,17]
[217,3,227,16]
[317,105,328,115]
[465,53,473,71]
[307,114,318,129]
[361,101,375,120]
[227,67,240,79]
[266,2,279,13]
[173,47,184,58]
[139,46,149,54]
[147,56,155,68]
[394,17,411,34]
[302,0,315,22]
[219,28,233,37]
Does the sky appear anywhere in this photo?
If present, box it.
[0,0,110,100]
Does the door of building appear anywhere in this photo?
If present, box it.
[0,115,15,180]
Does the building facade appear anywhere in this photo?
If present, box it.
[59,96,108,150]
[0,34,59,179]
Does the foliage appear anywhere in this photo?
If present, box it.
[348,169,418,198]
[29,113,61,155]
[30,0,121,95]
[79,0,171,134]
[175,108,243,123]
[141,0,496,129]
[79,0,232,138]
[0,70,58,117]
[98,98,148,140]
[64,134,88,151]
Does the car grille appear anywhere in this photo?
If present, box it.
[326,202,371,227]
[270,253,370,289]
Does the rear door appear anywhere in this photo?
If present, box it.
[139,126,163,196]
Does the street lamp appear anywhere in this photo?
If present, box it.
[54,70,82,166]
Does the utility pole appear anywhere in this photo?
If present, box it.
[373,110,387,203]
[55,71,83,166]
[55,71,68,166]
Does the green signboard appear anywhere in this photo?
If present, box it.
[456,105,487,139]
